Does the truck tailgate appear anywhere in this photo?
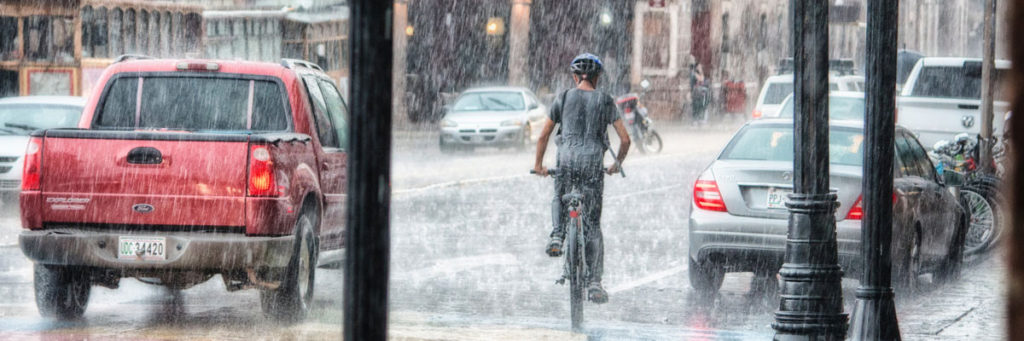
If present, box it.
[897,96,1008,146]
[38,130,249,227]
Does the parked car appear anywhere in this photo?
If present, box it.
[688,119,967,294]
[897,57,1011,148]
[19,58,349,321]
[439,86,547,152]
[777,91,866,121]
[0,96,85,201]
[751,74,864,119]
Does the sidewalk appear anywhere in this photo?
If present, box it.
[899,253,1005,340]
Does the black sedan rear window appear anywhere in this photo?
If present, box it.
[721,125,865,166]
[95,76,289,131]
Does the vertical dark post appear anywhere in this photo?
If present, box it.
[849,0,901,340]
[344,0,392,340]
[979,0,997,173]
[772,0,848,340]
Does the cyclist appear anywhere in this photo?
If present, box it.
[532,53,631,304]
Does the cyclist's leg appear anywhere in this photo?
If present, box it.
[582,170,608,303]
[547,172,569,256]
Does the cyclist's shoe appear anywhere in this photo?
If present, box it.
[546,236,563,257]
[588,282,609,304]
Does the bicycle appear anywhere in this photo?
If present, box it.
[531,167,612,331]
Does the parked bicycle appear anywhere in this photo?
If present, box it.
[931,134,1004,256]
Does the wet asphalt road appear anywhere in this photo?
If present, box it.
[0,122,1006,340]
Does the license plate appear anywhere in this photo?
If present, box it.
[117,236,167,261]
[766,188,791,209]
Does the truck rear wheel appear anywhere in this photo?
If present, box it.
[261,213,318,322]
[34,264,91,319]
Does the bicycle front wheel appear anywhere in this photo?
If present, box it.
[567,218,585,331]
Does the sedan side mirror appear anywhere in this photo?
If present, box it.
[529,102,539,110]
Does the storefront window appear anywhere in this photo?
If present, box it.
[28,70,72,95]
[0,17,18,60]
[139,10,150,54]
[124,9,137,54]
[110,9,123,55]
[24,16,74,63]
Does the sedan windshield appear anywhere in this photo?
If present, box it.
[452,92,525,111]
[778,96,865,121]
[0,104,82,135]
[721,125,865,166]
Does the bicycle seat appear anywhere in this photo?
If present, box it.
[562,192,584,204]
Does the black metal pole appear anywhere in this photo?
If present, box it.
[772,0,847,339]
[344,1,392,340]
[849,0,901,339]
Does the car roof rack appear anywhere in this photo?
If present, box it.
[280,58,324,72]
[112,54,155,63]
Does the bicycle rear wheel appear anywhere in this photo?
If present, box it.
[567,218,585,331]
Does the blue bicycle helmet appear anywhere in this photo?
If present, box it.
[570,53,603,76]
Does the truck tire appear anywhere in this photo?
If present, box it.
[261,213,318,322]
[34,264,91,319]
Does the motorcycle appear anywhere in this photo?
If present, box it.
[616,80,663,154]
[930,133,1004,256]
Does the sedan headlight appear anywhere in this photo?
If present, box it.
[441,119,457,128]
[501,119,523,127]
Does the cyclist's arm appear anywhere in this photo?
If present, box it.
[534,118,557,176]
[609,118,630,174]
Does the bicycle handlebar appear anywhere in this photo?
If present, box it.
[530,168,612,176]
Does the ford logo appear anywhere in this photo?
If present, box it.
[132,204,155,214]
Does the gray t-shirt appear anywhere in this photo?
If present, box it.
[549,88,622,166]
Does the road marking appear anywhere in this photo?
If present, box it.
[606,183,687,200]
[607,264,687,294]
[394,174,529,197]
[395,253,519,280]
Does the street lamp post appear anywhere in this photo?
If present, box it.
[344,0,392,340]
[771,0,848,339]
[849,0,901,340]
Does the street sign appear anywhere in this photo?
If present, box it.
[649,0,665,8]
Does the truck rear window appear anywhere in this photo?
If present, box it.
[95,76,289,131]
[910,66,1009,101]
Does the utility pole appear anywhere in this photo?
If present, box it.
[344,0,392,340]
[771,0,848,339]
[979,0,997,173]
[849,0,901,339]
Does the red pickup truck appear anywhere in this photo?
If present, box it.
[19,58,349,321]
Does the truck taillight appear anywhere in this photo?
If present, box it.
[694,179,727,212]
[248,145,278,196]
[22,137,41,191]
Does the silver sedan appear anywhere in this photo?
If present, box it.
[439,87,547,152]
[687,119,967,294]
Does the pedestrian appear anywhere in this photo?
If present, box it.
[532,53,631,304]
[690,63,709,125]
